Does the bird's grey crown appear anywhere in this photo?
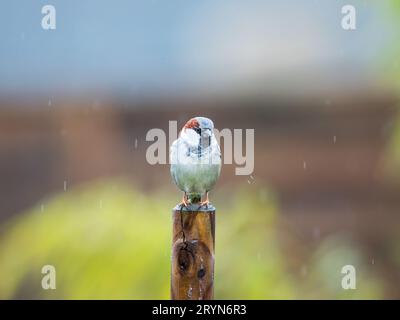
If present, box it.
[195,117,214,130]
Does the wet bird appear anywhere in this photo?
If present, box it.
[170,117,221,208]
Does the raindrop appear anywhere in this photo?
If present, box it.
[93,100,100,109]
[247,175,255,184]
[313,227,320,239]
[301,265,308,277]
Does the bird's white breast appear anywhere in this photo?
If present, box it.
[170,133,221,195]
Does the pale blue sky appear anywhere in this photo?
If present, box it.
[0,0,395,98]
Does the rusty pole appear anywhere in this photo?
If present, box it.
[171,203,215,300]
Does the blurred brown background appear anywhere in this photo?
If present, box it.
[2,89,400,294]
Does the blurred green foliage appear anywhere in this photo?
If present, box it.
[305,237,384,299]
[0,179,385,299]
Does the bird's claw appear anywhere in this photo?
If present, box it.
[179,201,189,209]
[198,200,209,210]
[198,192,210,210]
[179,193,190,211]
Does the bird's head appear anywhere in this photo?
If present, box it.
[181,117,215,147]
[184,116,214,136]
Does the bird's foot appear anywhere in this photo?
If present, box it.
[198,192,210,209]
[179,193,190,210]
[198,199,209,210]
[179,200,189,209]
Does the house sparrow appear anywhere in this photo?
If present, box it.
[170,117,221,208]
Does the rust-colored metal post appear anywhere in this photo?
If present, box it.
[171,204,215,300]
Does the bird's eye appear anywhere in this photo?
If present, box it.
[193,127,201,135]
